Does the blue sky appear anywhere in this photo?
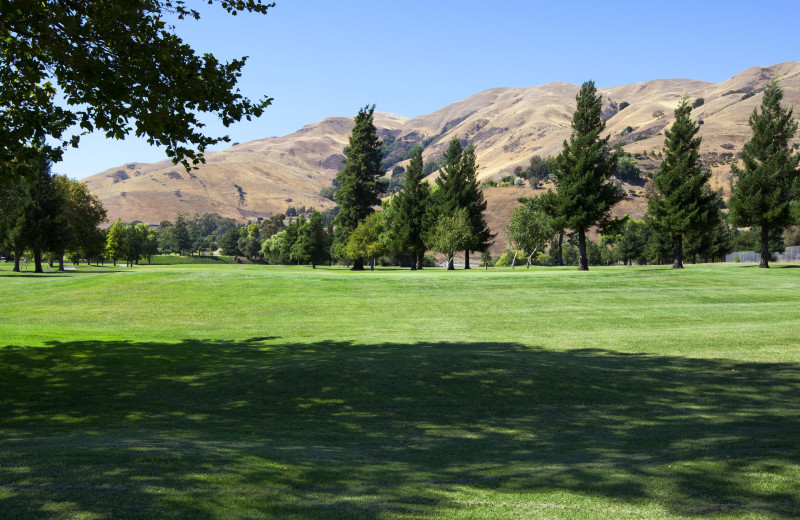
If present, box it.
[59,0,800,179]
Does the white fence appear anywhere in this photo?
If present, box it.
[725,245,800,263]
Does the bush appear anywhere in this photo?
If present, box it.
[692,98,704,109]
[619,101,630,110]
[652,110,665,118]
[494,249,526,267]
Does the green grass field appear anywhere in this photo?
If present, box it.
[1,262,799,519]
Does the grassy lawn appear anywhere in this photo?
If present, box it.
[1,262,799,519]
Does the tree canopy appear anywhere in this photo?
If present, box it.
[0,0,274,182]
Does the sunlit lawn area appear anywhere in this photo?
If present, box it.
[1,262,799,519]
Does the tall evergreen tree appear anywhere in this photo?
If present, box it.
[433,137,492,269]
[646,95,720,268]
[434,137,466,270]
[728,79,800,268]
[391,147,431,270]
[460,144,493,268]
[540,81,624,270]
[333,105,384,270]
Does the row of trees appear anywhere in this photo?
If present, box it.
[503,79,798,270]
[0,157,107,272]
[331,106,493,270]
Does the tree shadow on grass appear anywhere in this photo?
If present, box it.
[1,339,799,518]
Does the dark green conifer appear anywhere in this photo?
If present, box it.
[393,147,431,269]
[333,105,384,270]
[459,144,493,268]
[728,79,800,268]
[433,137,492,269]
[540,81,624,270]
[647,95,720,268]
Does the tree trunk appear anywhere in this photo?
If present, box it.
[577,230,589,271]
[34,249,43,273]
[556,234,564,266]
[352,258,364,271]
[511,250,518,269]
[58,254,64,271]
[760,226,770,268]
[447,256,454,270]
[47,257,53,268]
[464,250,470,269]
[370,258,374,271]
[416,251,423,270]
[527,249,537,269]
[672,235,684,269]
[13,249,21,272]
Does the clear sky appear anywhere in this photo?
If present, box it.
[58,0,800,180]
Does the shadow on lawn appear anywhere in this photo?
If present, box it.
[1,338,799,518]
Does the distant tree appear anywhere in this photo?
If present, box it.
[15,157,69,273]
[519,155,553,186]
[261,213,286,238]
[172,214,191,255]
[344,212,386,270]
[0,176,29,271]
[141,228,159,264]
[460,144,493,268]
[433,137,467,269]
[432,138,492,269]
[105,219,124,266]
[426,208,471,270]
[693,98,705,109]
[481,249,492,269]
[505,198,556,268]
[219,227,241,256]
[616,218,648,265]
[540,80,624,270]
[53,175,107,269]
[647,95,720,268]
[291,210,330,268]
[614,154,643,185]
[260,230,287,264]
[389,147,431,269]
[728,79,800,267]
[333,105,385,270]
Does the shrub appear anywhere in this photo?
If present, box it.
[494,249,526,267]
[693,97,704,108]
[619,101,630,110]
[652,110,665,119]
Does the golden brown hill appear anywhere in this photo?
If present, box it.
[85,62,800,239]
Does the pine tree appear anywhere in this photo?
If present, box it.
[433,137,492,269]
[333,105,384,270]
[391,147,431,270]
[460,144,493,268]
[540,81,624,270]
[646,95,720,268]
[728,79,800,268]
[292,210,329,268]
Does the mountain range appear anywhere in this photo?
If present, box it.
[83,62,800,251]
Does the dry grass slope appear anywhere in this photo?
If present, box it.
[84,62,800,236]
